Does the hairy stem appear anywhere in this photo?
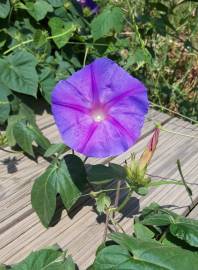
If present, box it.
[103,210,110,243]
[116,190,133,212]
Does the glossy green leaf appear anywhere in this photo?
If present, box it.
[39,67,56,103]
[170,219,198,247]
[27,124,51,150]
[18,102,36,125]
[26,0,53,21]
[0,82,10,124]
[87,163,126,184]
[47,0,64,7]
[93,245,167,270]
[6,115,24,146]
[7,246,76,270]
[136,187,148,196]
[110,232,198,270]
[49,17,76,48]
[44,143,69,157]
[31,155,87,227]
[5,102,36,147]
[58,156,87,210]
[13,120,35,157]
[91,6,124,40]
[134,223,155,240]
[95,193,111,214]
[33,30,48,48]
[0,0,10,19]
[141,213,173,226]
[0,51,38,97]
[31,164,58,227]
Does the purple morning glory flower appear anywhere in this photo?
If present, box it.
[77,0,99,13]
[51,58,148,158]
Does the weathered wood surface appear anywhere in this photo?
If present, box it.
[0,108,198,269]
[187,205,198,219]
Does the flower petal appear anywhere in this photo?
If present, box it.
[51,57,149,158]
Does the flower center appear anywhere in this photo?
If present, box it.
[91,109,106,122]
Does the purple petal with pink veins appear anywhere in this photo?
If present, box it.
[51,57,149,157]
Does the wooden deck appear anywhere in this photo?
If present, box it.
[0,109,198,269]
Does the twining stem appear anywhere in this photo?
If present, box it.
[109,215,125,233]
[0,146,21,154]
[83,47,89,67]
[177,159,194,206]
[113,180,121,218]
[103,209,110,243]
[109,215,119,232]
[116,190,133,212]
[160,127,198,140]
[150,102,198,125]
[3,37,108,55]
[114,180,121,208]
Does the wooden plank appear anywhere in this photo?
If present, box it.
[187,204,198,219]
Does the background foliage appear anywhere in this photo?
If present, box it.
[0,0,198,136]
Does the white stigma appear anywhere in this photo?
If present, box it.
[92,111,106,122]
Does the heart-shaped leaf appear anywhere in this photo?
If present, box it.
[49,17,76,48]
[0,51,38,97]
[87,163,126,184]
[31,155,87,227]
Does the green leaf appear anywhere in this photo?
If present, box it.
[58,156,87,210]
[87,163,126,184]
[141,213,173,226]
[0,82,10,124]
[136,187,148,196]
[27,124,51,151]
[13,120,35,157]
[33,30,48,48]
[39,67,56,103]
[18,102,36,125]
[44,143,69,158]
[64,255,76,270]
[95,193,111,214]
[0,0,10,19]
[91,6,124,41]
[93,245,166,270]
[0,51,38,97]
[31,164,58,227]
[134,223,155,240]
[31,155,87,227]
[126,48,152,69]
[48,17,76,48]
[5,100,36,146]
[26,0,53,21]
[47,0,64,7]
[170,219,198,247]
[110,232,198,270]
[6,115,24,146]
[8,246,76,270]
[0,31,7,49]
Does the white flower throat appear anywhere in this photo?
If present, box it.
[91,109,106,122]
